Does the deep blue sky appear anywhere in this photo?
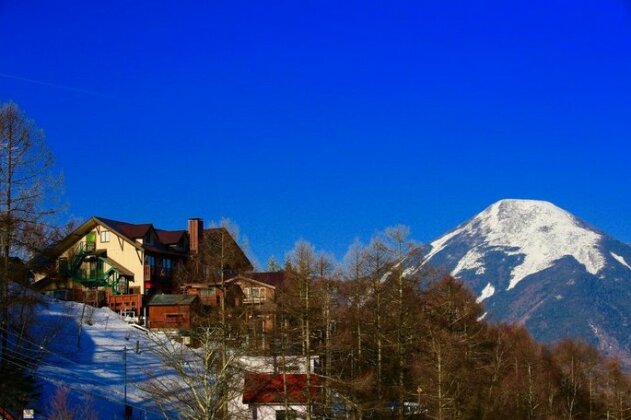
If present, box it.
[1,1,630,266]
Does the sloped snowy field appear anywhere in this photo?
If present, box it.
[18,295,183,419]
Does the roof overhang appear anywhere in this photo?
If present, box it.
[47,217,145,259]
[231,275,276,290]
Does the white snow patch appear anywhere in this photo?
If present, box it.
[403,266,417,277]
[452,248,485,277]
[425,225,466,263]
[611,252,631,270]
[477,312,488,322]
[426,200,606,290]
[476,283,495,303]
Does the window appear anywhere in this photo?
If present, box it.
[58,257,68,274]
[100,230,110,243]
[85,232,96,252]
[246,287,264,299]
[165,313,185,325]
[116,278,128,294]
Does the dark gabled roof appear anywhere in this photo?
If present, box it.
[242,373,319,405]
[34,217,143,262]
[147,294,199,306]
[156,229,187,245]
[96,216,153,239]
[250,272,286,288]
[40,217,250,268]
[94,217,186,256]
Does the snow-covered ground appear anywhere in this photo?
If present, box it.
[15,295,182,419]
[9,290,322,419]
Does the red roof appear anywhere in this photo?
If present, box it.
[242,373,319,404]
[0,406,15,420]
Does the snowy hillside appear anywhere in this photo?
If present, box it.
[15,295,182,419]
[408,199,631,361]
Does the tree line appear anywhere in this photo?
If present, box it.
[265,228,631,419]
[168,226,631,419]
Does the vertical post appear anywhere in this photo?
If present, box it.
[123,345,128,419]
[219,229,227,418]
[78,298,87,349]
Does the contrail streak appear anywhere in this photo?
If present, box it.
[0,71,114,98]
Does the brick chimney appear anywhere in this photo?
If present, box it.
[187,218,203,255]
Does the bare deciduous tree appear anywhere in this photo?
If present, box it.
[0,102,62,411]
[140,325,248,419]
[47,385,98,420]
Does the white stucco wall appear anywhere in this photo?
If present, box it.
[60,225,145,292]
[254,404,307,420]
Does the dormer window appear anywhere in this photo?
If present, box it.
[100,230,110,243]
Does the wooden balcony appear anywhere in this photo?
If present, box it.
[106,292,143,314]
[243,297,267,304]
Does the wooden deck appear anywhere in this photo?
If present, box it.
[106,292,143,315]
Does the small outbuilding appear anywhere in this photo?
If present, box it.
[147,294,199,329]
[242,373,319,420]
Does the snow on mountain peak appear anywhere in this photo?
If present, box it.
[428,199,606,290]
[611,252,631,271]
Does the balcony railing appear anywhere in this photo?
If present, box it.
[243,297,266,304]
[78,269,106,281]
[77,241,96,254]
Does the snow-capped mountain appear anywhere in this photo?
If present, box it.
[408,199,631,361]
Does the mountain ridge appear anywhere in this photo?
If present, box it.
[409,199,631,362]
